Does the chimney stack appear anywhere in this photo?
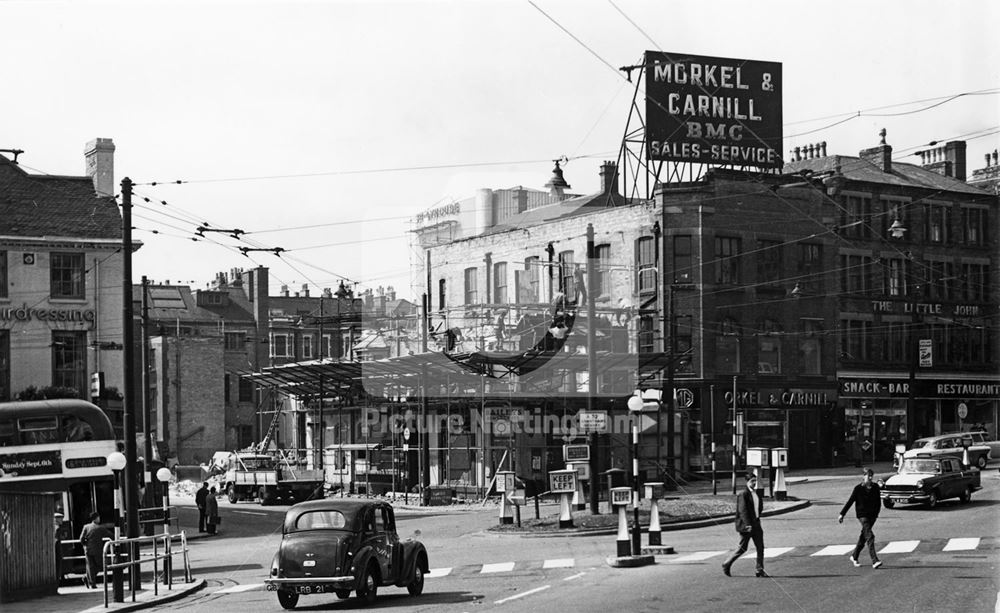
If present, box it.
[599,161,619,195]
[302,284,310,298]
[918,141,967,181]
[84,138,115,197]
[859,128,892,173]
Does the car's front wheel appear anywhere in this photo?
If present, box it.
[882,498,895,509]
[927,491,939,508]
[959,486,972,504]
[357,564,379,605]
[277,590,299,610]
[407,563,425,596]
[976,455,987,469]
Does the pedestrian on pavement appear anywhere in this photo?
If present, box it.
[722,473,767,578]
[79,512,112,588]
[195,481,209,532]
[838,467,883,568]
[205,486,219,535]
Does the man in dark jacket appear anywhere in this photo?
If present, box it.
[722,473,767,577]
[196,482,209,532]
[838,467,883,568]
[79,512,112,588]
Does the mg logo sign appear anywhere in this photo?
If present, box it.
[675,388,695,409]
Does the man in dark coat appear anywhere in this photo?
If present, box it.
[205,487,220,535]
[722,473,767,577]
[79,512,112,588]
[838,467,883,568]
[195,482,209,532]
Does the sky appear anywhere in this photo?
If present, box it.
[2,0,997,302]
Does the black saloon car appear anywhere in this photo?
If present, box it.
[265,499,429,609]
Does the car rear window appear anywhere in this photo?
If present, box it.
[295,510,347,530]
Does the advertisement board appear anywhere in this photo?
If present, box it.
[645,50,782,169]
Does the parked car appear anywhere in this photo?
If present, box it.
[902,433,990,469]
[880,456,981,508]
[953,431,1000,462]
[265,499,428,609]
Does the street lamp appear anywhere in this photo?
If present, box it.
[627,394,643,556]
[156,467,173,586]
[107,451,126,603]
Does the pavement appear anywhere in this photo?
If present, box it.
[4,460,900,612]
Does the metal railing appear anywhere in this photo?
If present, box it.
[100,531,191,607]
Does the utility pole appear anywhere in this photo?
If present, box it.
[141,276,153,514]
[120,178,141,589]
[665,285,676,490]
[586,224,599,514]
[318,294,324,470]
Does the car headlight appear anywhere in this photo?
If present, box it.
[916,479,924,488]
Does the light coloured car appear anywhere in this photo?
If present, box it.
[902,434,990,469]
[955,431,1000,461]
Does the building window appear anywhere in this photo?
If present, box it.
[715,318,740,374]
[0,330,8,401]
[886,321,907,362]
[50,252,85,299]
[271,333,291,358]
[798,243,822,293]
[558,251,575,297]
[841,319,872,361]
[52,331,87,395]
[715,237,741,285]
[959,262,989,301]
[302,335,313,359]
[757,320,781,374]
[841,254,874,295]
[925,203,950,243]
[757,240,781,286]
[0,251,6,299]
[882,257,907,297]
[517,257,540,303]
[638,314,656,353]
[673,236,692,283]
[224,374,231,403]
[224,332,245,351]
[962,206,988,246]
[464,267,478,305]
[493,262,508,304]
[238,377,254,402]
[438,278,446,311]
[321,333,333,358]
[926,260,953,301]
[636,237,656,295]
[844,194,872,238]
[674,314,693,373]
[594,244,611,298]
[799,319,822,375]
[236,425,254,449]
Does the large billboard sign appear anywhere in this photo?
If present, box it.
[645,51,782,169]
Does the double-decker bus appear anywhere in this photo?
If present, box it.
[0,399,118,577]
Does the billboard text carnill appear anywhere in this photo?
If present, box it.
[645,51,782,169]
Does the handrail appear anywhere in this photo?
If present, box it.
[101,531,191,607]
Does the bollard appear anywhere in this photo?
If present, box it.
[610,486,631,557]
[644,482,664,546]
[558,491,573,529]
[497,472,514,525]
[770,448,788,501]
[773,467,787,500]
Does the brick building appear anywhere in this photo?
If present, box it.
[0,140,127,426]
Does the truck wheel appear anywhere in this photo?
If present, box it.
[927,491,939,508]
[407,564,425,596]
[959,486,972,504]
[357,564,379,605]
[976,455,987,469]
[227,484,238,504]
[259,487,273,506]
[277,589,299,609]
[882,499,894,509]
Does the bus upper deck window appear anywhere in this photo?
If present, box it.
[19,416,60,444]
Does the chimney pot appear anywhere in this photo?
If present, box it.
[793,146,801,162]
[820,141,827,157]
[84,138,115,197]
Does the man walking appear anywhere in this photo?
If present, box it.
[722,473,767,578]
[838,467,883,568]
[196,481,209,533]
[79,512,112,588]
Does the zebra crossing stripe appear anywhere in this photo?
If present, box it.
[543,558,575,569]
[878,540,920,554]
[427,567,452,578]
[943,538,980,551]
[763,547,794,558]
[811,545,856,556]
[481,562,516,573]
[672,551,727,562]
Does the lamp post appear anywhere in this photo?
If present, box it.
[888,221,917,447]
[155,467,173,586]
[107,451,126,603]
[627,394,643,556]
